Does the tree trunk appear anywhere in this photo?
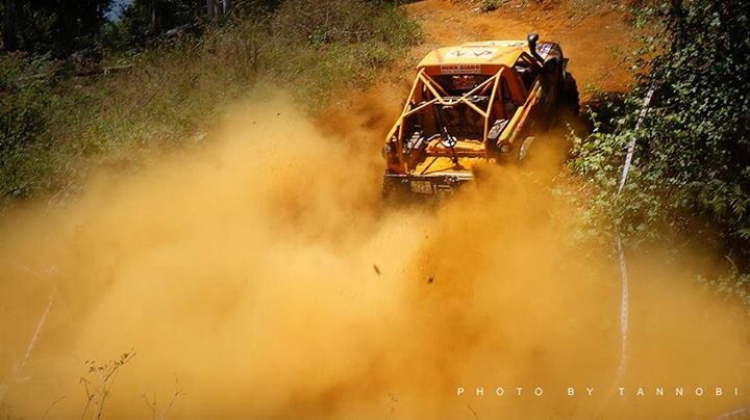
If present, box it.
[3,0,17,51]
[215,0,223,20]
[222,0,230,16]
[206,0,216,21]
[150,0,161,36]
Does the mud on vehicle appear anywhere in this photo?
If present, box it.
[382,33,579,199]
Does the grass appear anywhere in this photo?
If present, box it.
[0,0,422,208]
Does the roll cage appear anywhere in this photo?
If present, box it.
[385,52,541,174]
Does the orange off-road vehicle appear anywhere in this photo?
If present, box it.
[382,34,578,198]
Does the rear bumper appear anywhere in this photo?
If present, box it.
[383,172,473,199]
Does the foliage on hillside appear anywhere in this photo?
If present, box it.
[0,0,113,55]
[569,0,750,297]
[0,0,421,205]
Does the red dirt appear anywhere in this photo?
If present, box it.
[403,0,640,102]
[330,0,643,156]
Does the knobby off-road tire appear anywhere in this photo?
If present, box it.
[560,72,580,116]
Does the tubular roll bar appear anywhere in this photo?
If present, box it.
[388,68,505,171]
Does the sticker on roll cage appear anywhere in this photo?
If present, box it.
[537,43,553,59]
[439,64,481,75]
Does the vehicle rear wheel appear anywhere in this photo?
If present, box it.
[382,175,399,202]
[382,175,411,204]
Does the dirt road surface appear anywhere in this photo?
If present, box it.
[405,0,638,100]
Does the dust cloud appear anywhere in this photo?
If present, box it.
[0,90,748,419]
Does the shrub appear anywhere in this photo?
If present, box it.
[481,0,501,12]
[569,0,750,303]
[0,60,56,202]
[0,0,422,205]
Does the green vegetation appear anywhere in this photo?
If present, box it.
[2,0,747,306]
[0,0,421,206]
[569,0,750,304]
[0,0,112,55]
[481,0,502,12]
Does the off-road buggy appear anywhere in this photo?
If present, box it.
[382,34,578,198]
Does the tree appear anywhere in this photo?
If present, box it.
[206,0,216,20]
[151,0,161,35]
[119,0,203,46]
[2,0,113,55]
[570,0,750,267]
[2,0,18,51]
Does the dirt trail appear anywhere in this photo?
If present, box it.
[404,0,638,100]
[343,0,641,154]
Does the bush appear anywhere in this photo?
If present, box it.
[0,60,57,202]
[2,0,113,56]
[481,0,501,12]
[569,0,750,301]
[0,0,422,205]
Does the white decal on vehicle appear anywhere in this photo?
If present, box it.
[537,43,553,59]
[440,64,481,75]
[446,48,496,58]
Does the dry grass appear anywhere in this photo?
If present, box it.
[0,0,422,207]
